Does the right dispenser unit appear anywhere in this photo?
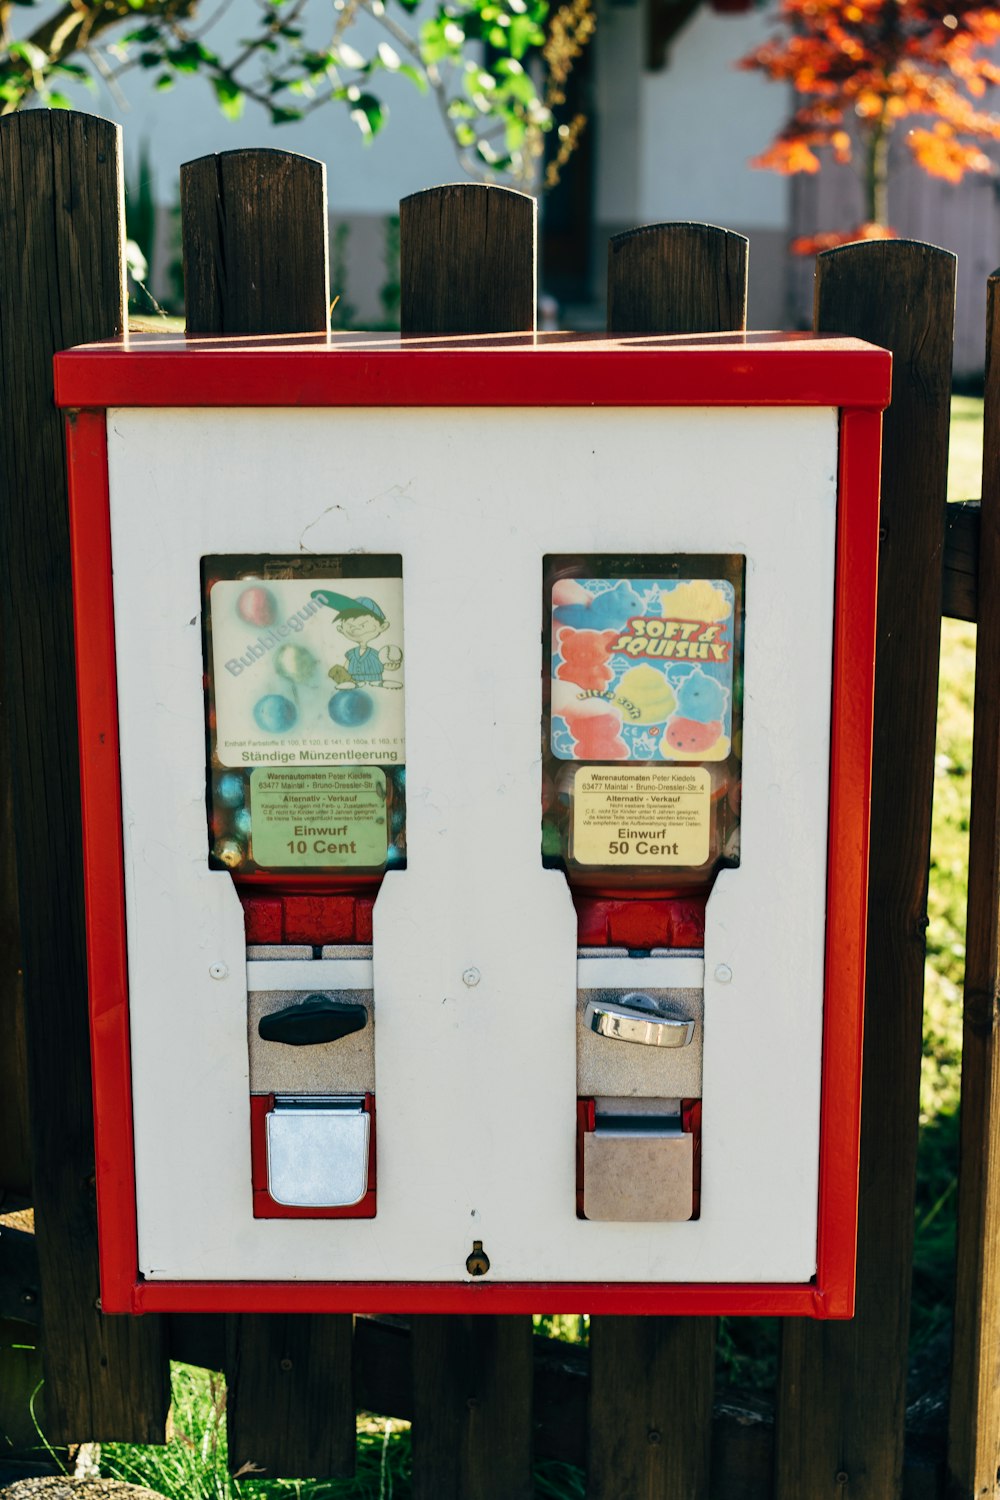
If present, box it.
[534,339,888,1317]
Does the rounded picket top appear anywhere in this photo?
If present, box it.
[180,149,330,335]
[814,239,956,399]
[607,222,748,336]
[399,183,536,335]
[0,109,127,348]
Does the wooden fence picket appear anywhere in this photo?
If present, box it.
[225,1314,356,1479]
[399,183,537,335]
[181,149,331,336]
[176,146,356,1478]
[411,1315,535,1500]
[0,109,170,1443]
[774,241,956,1500]
[606,223,748,336]
[401,180,538,1500]
[947,267,1000,1499]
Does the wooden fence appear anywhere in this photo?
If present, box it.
[0,108,997,1499]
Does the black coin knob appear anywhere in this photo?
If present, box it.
[258,994,368,1046]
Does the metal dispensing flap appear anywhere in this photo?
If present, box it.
[265,1096,369,1207]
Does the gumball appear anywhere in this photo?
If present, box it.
[233,807,252,838]
[275,644,316,684]
[237,586,277,627]
[328,689,374,727]
[254,694,298,733]
[215,771,244,808]
[214,837,244,869]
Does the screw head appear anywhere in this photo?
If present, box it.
[209,962,229,980]
[462,967,481,987]
[714,963,733,984]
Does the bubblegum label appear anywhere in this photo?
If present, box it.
[550,577,735,763]
[210,576,405,768]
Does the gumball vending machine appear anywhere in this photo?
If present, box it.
[202,555,406,1218]
[543,557,744,1222]
[58,330,888,1316]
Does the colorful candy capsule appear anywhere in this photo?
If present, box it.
[215,771,245,808]
[214,837,244,869]
[329,689,374,727]
[253,694,298,733]
[275,644,316,684]
[237,586,277,627]
[233,807,252,838]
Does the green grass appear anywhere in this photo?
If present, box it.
[100,1363,586,1499]
[91,400,982,1488]
[102,1366,411,1498]
[909,396,980,1390]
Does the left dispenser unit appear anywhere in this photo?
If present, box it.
[203,555,405,1219]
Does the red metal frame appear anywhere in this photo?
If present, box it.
[62,333,888,1318]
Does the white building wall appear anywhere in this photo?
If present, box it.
[594,2,792,325]
[637,8,788,228]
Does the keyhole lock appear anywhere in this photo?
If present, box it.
[466,1240,490,1277]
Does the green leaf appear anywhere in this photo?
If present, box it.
[269,104,304,122]
[507,13,542,56]
[10,39,48,70]
[212,74,245,119]
[420,15,466,61]
[334,41,367,68]
[505,114,527,149]
[349,90,386,139]
[44,89,72,108]
[167,39,219,73]
[154,72,174,91]
[50,59,90,78]
[397,62,428,91]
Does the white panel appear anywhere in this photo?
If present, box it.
[107,403,837,1284]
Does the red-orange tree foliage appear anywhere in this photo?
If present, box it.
[740,0,1000,246]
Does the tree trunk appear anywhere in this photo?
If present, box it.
[864,120,890,226]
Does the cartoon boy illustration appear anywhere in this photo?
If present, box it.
[311,589,403,689]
